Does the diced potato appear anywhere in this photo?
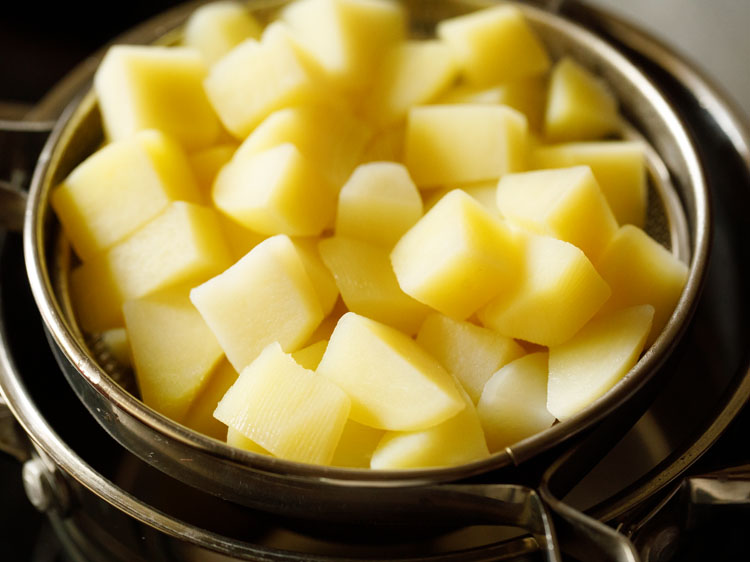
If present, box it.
[405,104,528,187]
[189,143,237,194]
[204,30,322,139]
[547,305,654,420]
[215,342,350,464]
[216,212,266,260]
[496,166,618,261]
[280,0,406,92]
[71,201,232,331]
[360,125,405,163]
[183,1,262,65]
[477,352,555,451]
[416,312,526,404]
[303,297,348,345]
[99,328,131,368]
[437,5,550,86]
[425,182,501,216]
[318,236,430,334]
[123,288,224,422]
[596,225,688,345]
[532,141,646,227]
[232,104,372,189]
[291,339,329,370]
[184,358,238,440]
[292,238,339,316]
[545,58,620,142]
[213,143,337,236]
[94,46,220,149]
[335,162,423,248]
[226,427,270,454]
[316,312,465,431]
[330,420,385,468]
[52,130,200,260]
[190,234,324,372]
[478,233,611,346]
[391,190,521,319]
[365,40,458,127]
[371,386,489,469]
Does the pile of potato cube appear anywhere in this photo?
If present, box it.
[51,0,688,469]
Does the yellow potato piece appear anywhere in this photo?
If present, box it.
[188,143,237,195]
[478,233,611,346]
[316,312,465,431]
[291,339,329,370]
[226,427,270,454]
[319,236,430,334]
[330,420,385,468]
[405,104,528,187]
[437,5,550,86]
[477,352,555,452]
[184,358,238,440]
[391,190,521,320]
[94,46,220,150]
[190,234,324,372]
[496,165,618,262]
[547,305,654,420]
[123,288,225,423]
[52,130,200,261]
[335,162,423,248]
[183,1,262,65]
[416,312,526,404]
[215,342,350,464]
[292,238,339,317]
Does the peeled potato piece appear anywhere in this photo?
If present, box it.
[183,1,262,65]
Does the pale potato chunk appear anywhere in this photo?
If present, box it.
[478,233,611,346]
[292,238,339,317]
[391,190,521,319]
[216,213,266,260]
[371,387,489,469]
[596,225,688,345]
[316,312,465,431]
[183,1,262,65]
[416,312,526,404]
[291,339,328,370]
[190,234,324,372]
[52,130,200,260]
[280,0,406,92]
[184,358,238,440]
[226,427,270,454]
[123,289,224,423]
[545,58,620,142]
[70,201,232,331]
[188,143,237,194]
[405,105,528,187]
[532,141,646,228]
[366,40,459,127]
[477,352,555,452]
[215,342,350,464]
[360,125,405,164]
[331,420,385,468]
[437,5,550,86]
[335,162,423,248]
[496,166,618,261]
[318,236,430,334]
[213,143,337,236]
[95,46,220,149]
[547,305,654,420]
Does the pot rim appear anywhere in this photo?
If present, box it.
[22,0,711,486]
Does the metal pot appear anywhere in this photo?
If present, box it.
[0,0,718,560]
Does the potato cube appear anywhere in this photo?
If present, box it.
[416,312,526,404]
[547,305,654,420]
[184,358,238,440]
[319,236,430,334]
[545,58,620,142]
[360,125,405,164]
[478,233,611,346]
[292,238,339,317]
[316,312,465,431]
[215,342,350,464]
[280,0,406,92]
[226,427,269,454]
[123,289,224,422]
[189,143,237,194]
[391,190,521,319]
[596,225,688,345]
[371,386,489,469]
[405,105,528,187]
[95,46,220,150]
[71,201,232,332]
[190,234,324,372]
[366,40,459,127]
[233,104,372,189]
[532,141,646,227]
[213,143,337,236]
[52,130,200,260]
[496,166,618,261]
[330,420,384,468]
[215,212,266,260]
[477,352,555,452]
[335,162,423,248]
[437,5,550,86]
[291,339,329,370]
[183,1,262,64]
